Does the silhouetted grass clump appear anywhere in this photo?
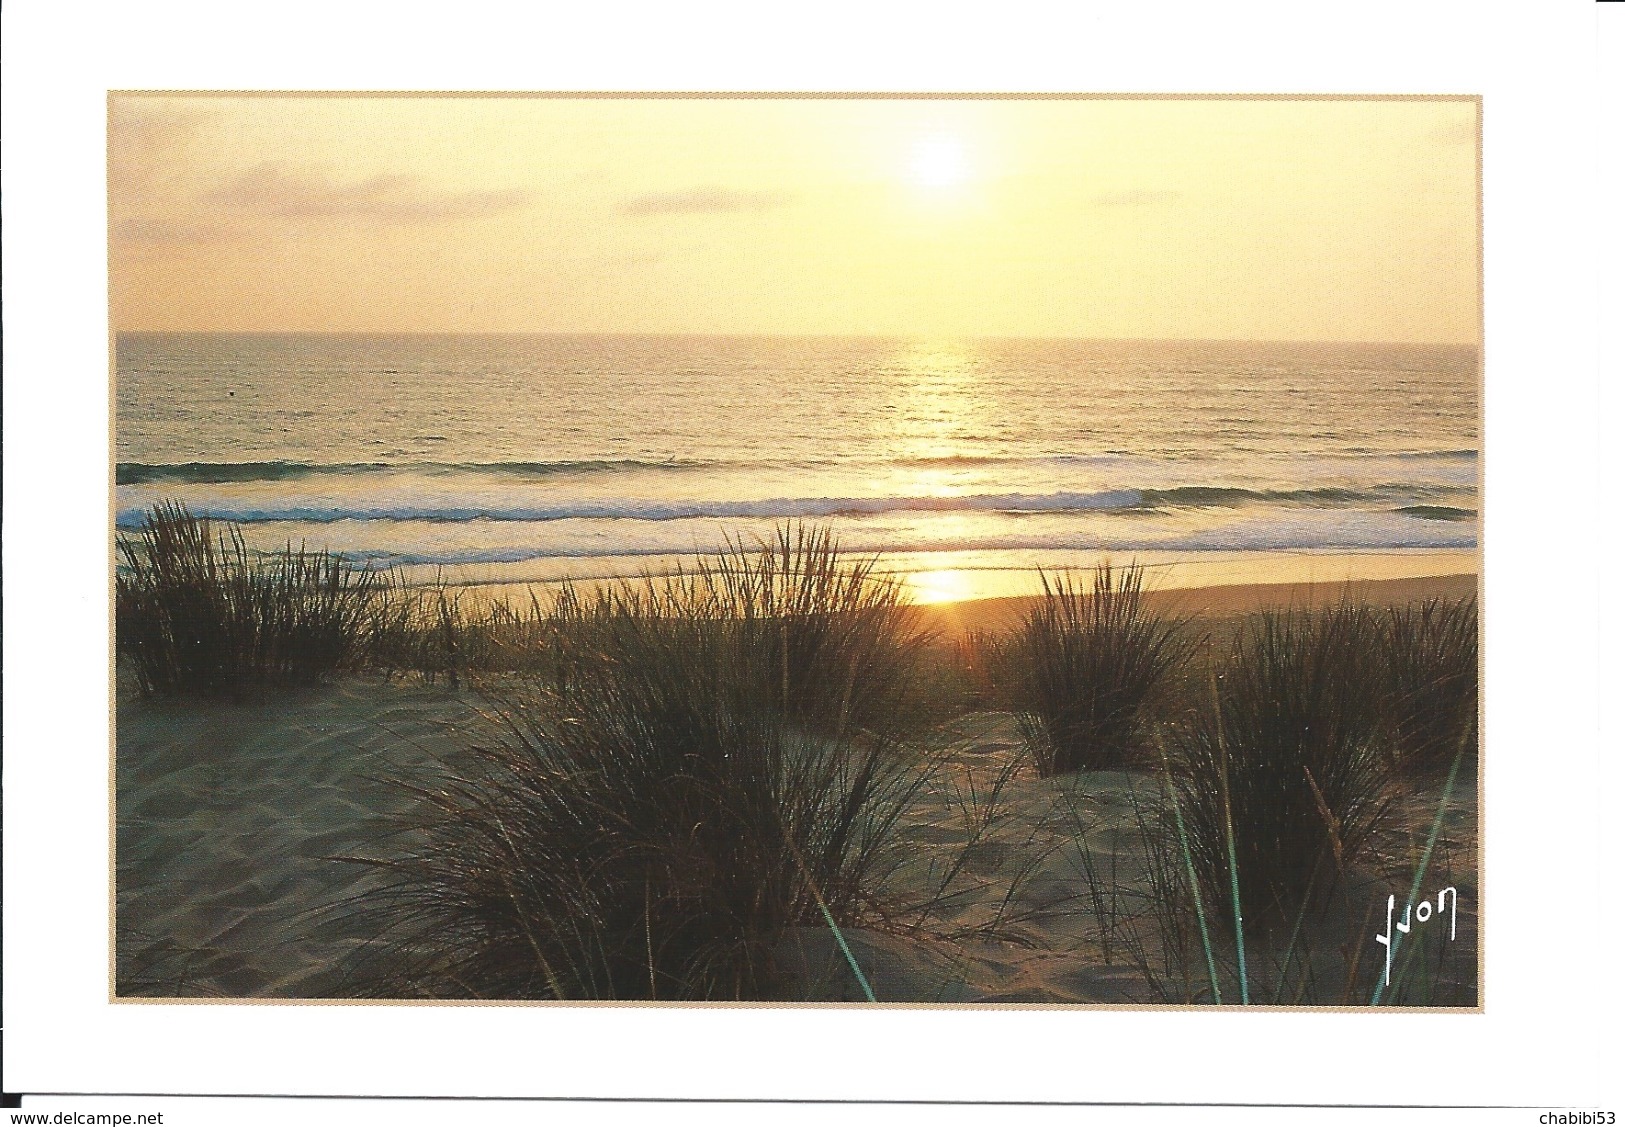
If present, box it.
[1169,601,1396,934]
[361,526,934,732]
[1380,596,1478,778]
[116,502,380,697]
[698,525,932,735]
[982,564,1196,775]
[367,579,566,686]
[344,528,935,1000]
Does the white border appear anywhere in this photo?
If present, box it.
[1,0,1611,1110]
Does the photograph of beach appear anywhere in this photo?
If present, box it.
[111,93,1480,1005]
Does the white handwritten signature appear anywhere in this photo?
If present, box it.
[1375,887,1458,986]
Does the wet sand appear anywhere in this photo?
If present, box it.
[919,572,1477,639]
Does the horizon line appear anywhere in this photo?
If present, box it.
[112,330,1481,349]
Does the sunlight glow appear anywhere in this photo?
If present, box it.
[909,136,969,189]
[907,569,978,605]
[109,98,1479,341]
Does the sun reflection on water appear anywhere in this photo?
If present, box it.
[886,341,988,458]
[905,568,978,605]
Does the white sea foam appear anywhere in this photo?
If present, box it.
[115,334,1480,574]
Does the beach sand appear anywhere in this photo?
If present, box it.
[115,676,512,997]
[114,572,1478,1004]
[918,572,1478,639]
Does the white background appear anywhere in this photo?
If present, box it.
[2,0,1617,1119]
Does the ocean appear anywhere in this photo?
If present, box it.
[114,333,1479,601]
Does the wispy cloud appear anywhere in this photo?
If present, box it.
[114,162,534,248]
[1092,189,1181,208]
[109,100,214,203]
[622,186,792,217]
[204,164,531,223]
[112,216,239,247]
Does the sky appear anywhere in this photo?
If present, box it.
[109,96,1479,342]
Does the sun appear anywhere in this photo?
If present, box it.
[909,135,969,190]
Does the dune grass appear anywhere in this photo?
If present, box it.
[1167,601,1397,936]
[114,504,1477,1003]
[687,525,934,735]
[339,565,1475,1006]
[979,564,1196,775]
[364,526,937,728]
[1047,594,1479,1006]
[116,501,380,698]
[342,528,940,1000]
[1380,596,1478,779]
[366,578,570,687]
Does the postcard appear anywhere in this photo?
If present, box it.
[5,5,1612,1113]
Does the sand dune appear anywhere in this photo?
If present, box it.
[115,599,1477,1004]
[116,677,507,997]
